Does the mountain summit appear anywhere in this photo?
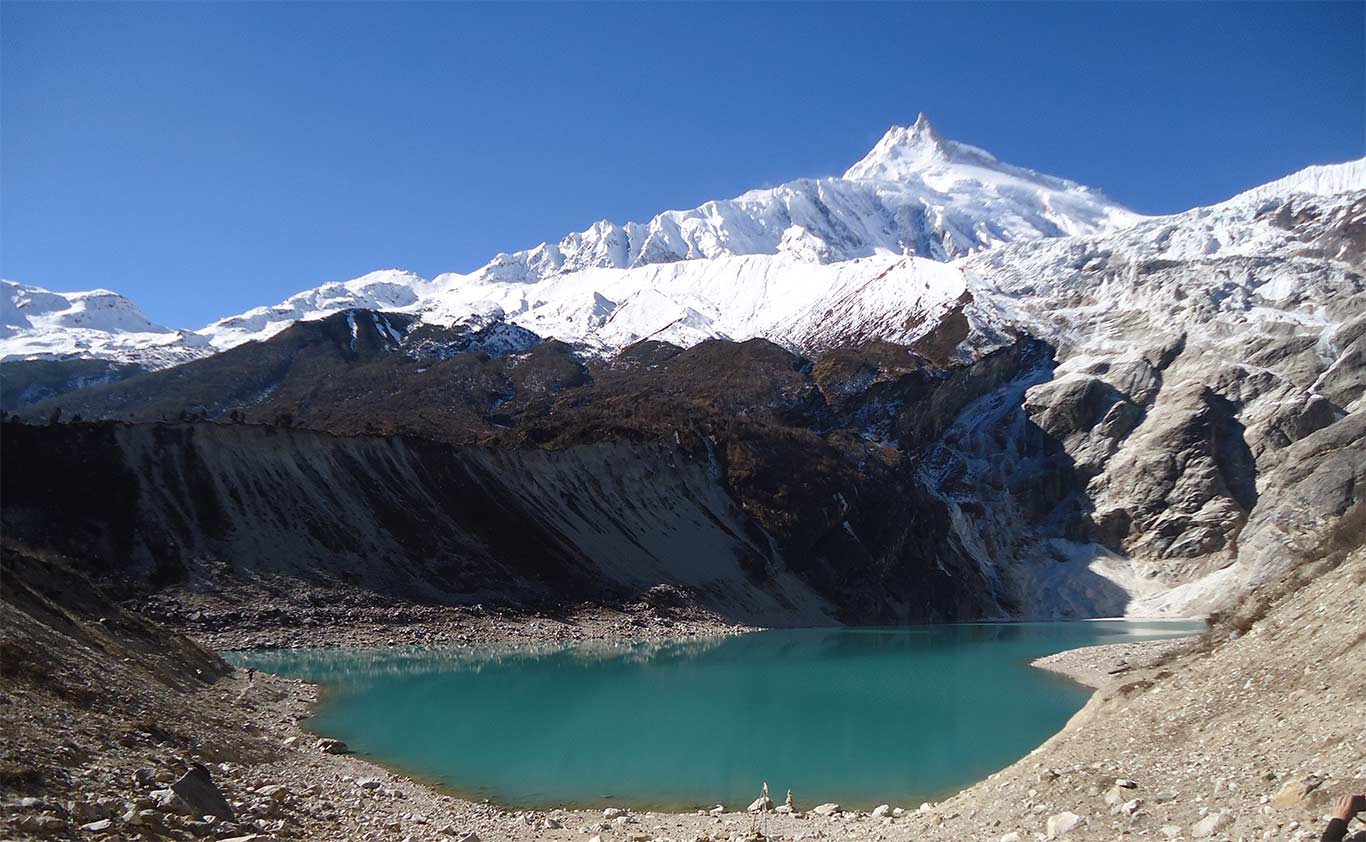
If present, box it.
[843,113,953,180]
[456,114,1139,284]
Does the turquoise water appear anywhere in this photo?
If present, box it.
[230,620,1201,811]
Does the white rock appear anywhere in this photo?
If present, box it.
[813,803,841,816]
[1046,811,1085,838]
[871,804,891,818]
[1001,833,1023,842]
[1192,811,1233,838]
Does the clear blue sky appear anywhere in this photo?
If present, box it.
[3,2,1363,328]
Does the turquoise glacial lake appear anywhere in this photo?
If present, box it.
[230,621,1201,811]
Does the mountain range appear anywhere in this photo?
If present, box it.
[2,116,1363,627]
[3,114,1145,365]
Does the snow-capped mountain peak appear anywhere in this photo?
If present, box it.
[0,117,1149,366]
[843,113,954,180]
[452,115,1141,290]
[37,120,1361,370]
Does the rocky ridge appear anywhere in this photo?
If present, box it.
[5,156,1363,620]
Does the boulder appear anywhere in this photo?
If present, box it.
[812,803,841,816]
[317,738,349,754]
[871,804,892,818]
[1271,776,1322,810]
[170,764,234,821]
[747,796,773,813]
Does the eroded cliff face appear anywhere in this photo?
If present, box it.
[918,348,1364,617]
[0,418,1014,627]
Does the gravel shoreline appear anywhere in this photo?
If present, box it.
[1029,635,1200,689]
[138,581,762,652]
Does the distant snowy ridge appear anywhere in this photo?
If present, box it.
[1220,158,1366,208]
[3,118,1363,370]
[0,279,209,368]
[201,269,427,351]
